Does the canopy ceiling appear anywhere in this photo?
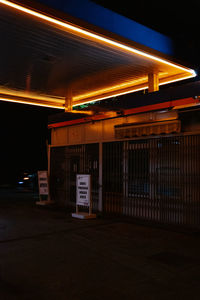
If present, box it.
[0,0,196,110]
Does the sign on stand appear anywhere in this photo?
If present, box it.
[38,171,49,195]
[72,174,96,219]
[36,171,53,206]
[76,174,91,207]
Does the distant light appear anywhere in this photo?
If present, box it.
[23,177,29,180]
[18,181,23,185]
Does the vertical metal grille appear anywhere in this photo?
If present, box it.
[50,146,67,207]
[85,144,99,211]
[123,140,150,218]
[102,134,200,228]
[50,143,99,209]
[102,142,123,214]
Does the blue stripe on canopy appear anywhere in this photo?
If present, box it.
[38,0,173,55]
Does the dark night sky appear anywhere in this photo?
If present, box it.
[0,101,58,183]
[93,0,200,68]
[1,0,200,184]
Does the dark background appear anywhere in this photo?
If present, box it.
[0,101,58,184]
[1,0,200,184]
[94,0,200,68]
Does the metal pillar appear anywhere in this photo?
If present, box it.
[98,142,103,212]
[148,73,159,93]
[65,88,73,112]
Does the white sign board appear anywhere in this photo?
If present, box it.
[76,174,91,207]
[38,171,49,195]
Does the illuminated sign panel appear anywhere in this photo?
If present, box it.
[76,174,91,207]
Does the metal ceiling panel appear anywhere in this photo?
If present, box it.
[0,1,196,109]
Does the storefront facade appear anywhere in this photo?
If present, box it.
[49,103,200,228]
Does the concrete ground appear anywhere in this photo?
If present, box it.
[0,189,200,299]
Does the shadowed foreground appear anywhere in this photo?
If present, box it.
[0,189,200,299]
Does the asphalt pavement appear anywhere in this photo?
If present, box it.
[0,188,200,300]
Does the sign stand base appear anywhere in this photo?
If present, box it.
[72,212,96,219]
[36,200,54,206]
[36,195,54,206]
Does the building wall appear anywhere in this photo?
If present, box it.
[51,110,179,146]
[50,109,200,228]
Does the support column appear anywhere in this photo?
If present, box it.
[47,144,51,202]
[65,88,73,112]
[98,142,103,212]
[148,73,159,93]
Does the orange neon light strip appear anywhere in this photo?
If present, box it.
[73,74,197,106]
[73,77,148,102]
[0,0,196,75]
[74,72,169,102]
[0,0,196,108]
[73,86,148,106]
[0,88,65,103]
[0,97,64,109]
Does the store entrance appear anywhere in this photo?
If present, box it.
[50,143,99,209]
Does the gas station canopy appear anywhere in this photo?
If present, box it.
[0,0,196,110]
